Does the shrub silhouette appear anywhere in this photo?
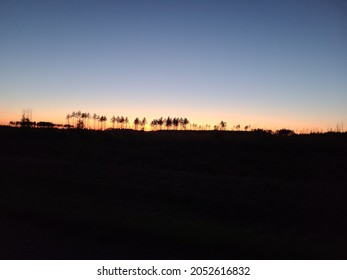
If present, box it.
[276,129,295,136]
[37,122,54,128]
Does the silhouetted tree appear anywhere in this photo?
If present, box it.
[70,111,76,127]
[66,114,71,127]
[81,112,87,129]
[150,119,158,131]
[134,117,140,130]
[76,119,84,129]
[125,117,129,129]
[141,117,147,130]
[158,117,164,130]
[119,116,125,129]
[182,118,189,130]
[76,111,82,125]
[191,123,198,130]
[103,116,108,130]
[86,112,90,129]
[173,118,179,130]
[20,113,32,128]
[165,117,173,130]
[99,115,107,130]
[110,115,116,129]
[115,116,120,129]
[220,121,227,130]
[92,113,98,130]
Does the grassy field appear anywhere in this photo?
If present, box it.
[0,126,346,259]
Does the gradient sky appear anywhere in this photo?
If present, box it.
[1,0,346,131]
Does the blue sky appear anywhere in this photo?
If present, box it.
[1,0,346,130]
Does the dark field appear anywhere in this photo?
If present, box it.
[0,126,346,259]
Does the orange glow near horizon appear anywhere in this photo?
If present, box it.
[1,1,346,136]
[1,108,345,133]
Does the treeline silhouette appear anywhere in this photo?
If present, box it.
[63,111,236,131]
[66,111,194,131]
[5,113,302,136]
[42,111,233,132]
[10,109,345,136]
[9,114,71,129]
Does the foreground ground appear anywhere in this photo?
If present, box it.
[0,127,346,259]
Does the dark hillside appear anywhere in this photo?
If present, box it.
[0,127,346,259]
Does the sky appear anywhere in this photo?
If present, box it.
[1,0,346,131]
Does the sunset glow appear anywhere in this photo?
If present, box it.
[1,0,346,132]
